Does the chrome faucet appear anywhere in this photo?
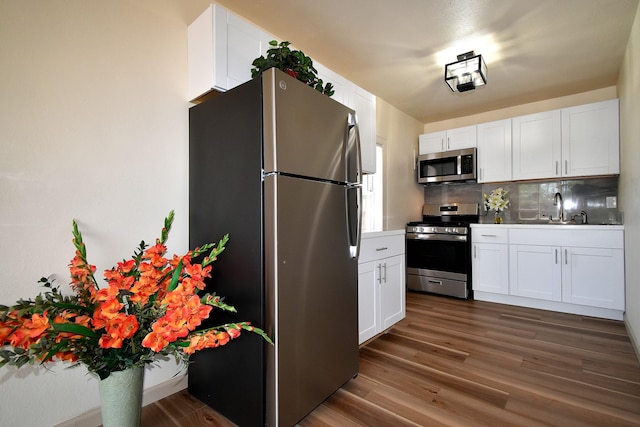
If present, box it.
[580,210,588,224]
[553,192,564,222]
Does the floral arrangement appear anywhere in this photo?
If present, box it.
[0,211,271,380]
[483,187,510,212]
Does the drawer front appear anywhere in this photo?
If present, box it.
[359,234,405,264]
[472,227,508,244]
[509,228,623,248]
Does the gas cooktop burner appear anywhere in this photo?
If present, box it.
[409,203,480,227]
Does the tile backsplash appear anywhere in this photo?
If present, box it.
[423,176,621,225]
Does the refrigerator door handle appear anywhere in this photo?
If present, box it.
[346,112,362,259]
[346,112,362,185]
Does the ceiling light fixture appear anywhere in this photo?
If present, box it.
[444,51,487,92]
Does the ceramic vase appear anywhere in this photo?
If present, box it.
[99,366,144,427]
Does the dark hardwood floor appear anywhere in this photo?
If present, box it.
[141,292,640,426]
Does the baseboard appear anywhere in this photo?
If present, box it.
[53,374,188,427]
[624,314,640,364]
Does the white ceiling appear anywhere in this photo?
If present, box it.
[200,0,639,123]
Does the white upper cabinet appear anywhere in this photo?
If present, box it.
[315,62,377,174]
[477,119,512,183]
[419,131,446,154]
[419,125,477,154]
[512,110,562,180]
[561,99,620,177]
[350,85,376,174]
[512,99,620,181]
[188,4,272,100]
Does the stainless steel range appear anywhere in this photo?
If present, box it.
[406,203,479,299]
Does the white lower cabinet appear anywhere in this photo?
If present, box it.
[509,244,562,301]
[472,225,625,319]
[472,227,509,295]
[562,246,624,310]
[358,232,406,344]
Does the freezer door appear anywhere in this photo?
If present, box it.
[262,68,361,185]
[264,174,359,427]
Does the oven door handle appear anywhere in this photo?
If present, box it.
[406,232,467,242]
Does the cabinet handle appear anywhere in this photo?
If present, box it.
[555,161,559,175]
[377,264,382,284]
[383,263,387,283]
[479,167,483,181]
[375,247,388,252]
[474,245,477,259]
[481,234,498,237]
[555,248,558,264]
[565,160,568,175]
[428,279,443,286]
[565,249,568,265]
[447,137,450,150]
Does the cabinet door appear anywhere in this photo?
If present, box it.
[446,125,477,151]
[351,86,377,174]
[358,260,379,344]
[188,4,271,100]
[477,119,512,183]
[419,131,445,154]
[562,247,625,310]
[380,255,406,329]
[315,63,376,174]
[472,243,509,294]
[562,99,620,177]
[510,244,562,301]
[315,62,350,107]
[224,12,271,90]
[512,110,562,180]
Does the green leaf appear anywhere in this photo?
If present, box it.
[51,322,100,339]
[168,259,183,292]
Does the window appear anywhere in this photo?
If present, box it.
[362,145,383,232]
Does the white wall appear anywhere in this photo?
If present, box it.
[0,1,210,426]
[618,3,640,355]
[376,98,424,228]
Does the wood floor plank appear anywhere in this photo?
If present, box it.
[142,292,640,426]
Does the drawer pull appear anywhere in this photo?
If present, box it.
[376,247,388,251]
[428,279,443,286]
[480,234,498,237]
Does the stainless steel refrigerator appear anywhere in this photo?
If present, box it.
[188,68,362,427]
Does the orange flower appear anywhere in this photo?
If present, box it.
[107,314,139,339]
[99,334,123,349]
[103,268,135,290]
[141,331,169,352]
[55,351,79,362]
[216,331,230,346]
[95,284,121,303]
[95,297,123,319]
[23,312,50,339]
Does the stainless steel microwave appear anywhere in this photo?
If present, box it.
[417,148,476,184]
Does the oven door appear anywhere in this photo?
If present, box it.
[406,232,471,298]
